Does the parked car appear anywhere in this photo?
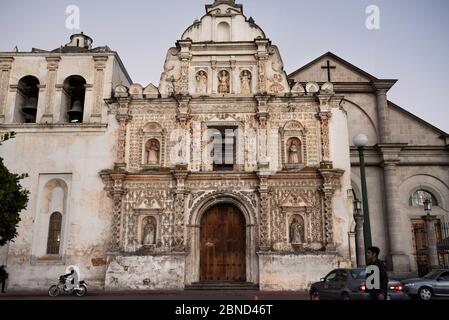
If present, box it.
[309,268,408,300]
[401,269,449,300]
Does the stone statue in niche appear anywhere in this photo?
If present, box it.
[288,138,302,164]
[196,70,208,94]
[145,139,160,165]
[240,70,252,94]
[142,217,156,245]
[269,74,284,93]
[218,70,230,94]
[290,217,305,244]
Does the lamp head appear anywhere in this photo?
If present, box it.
[353,134,369,148]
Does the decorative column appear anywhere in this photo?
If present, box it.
[177,39,192,94]
[255,39,269,94]
[0,57,14,123]
[319,169,344,252]
[373,81,396,143]
[41,56,61,123]
[422,214,440,269]
[100,167,126,252]
[115,100,131,168]
[91,55,108,123]
[317,111,332,168]
[175,95,191,166]
[379,143,409,272]
[354,213,366,266]
[257,171,271,251]
[172,170,189,251]
[255,94,270,169]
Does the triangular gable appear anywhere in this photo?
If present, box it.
[288,52,378,83]
[387,101,448,139]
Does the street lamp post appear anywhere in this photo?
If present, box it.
[353,199,366,266]
[353,134,373,259]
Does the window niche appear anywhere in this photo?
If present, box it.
[280,121,306,170]
[62,75,86,123]
[14,75,40,123]
[31,176,70,264]
[132,197,164,253]
[140,122,166,170]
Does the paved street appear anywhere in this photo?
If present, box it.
[0,290,310,300]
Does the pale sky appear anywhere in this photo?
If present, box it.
[1,0,448,132]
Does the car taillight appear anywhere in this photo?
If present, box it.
[359,283,366,292]
[389,285,403,292]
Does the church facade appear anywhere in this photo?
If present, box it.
[0,0,448,291]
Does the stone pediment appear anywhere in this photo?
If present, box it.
[134,197,163,211]
[281,193,308,208]
[289,52,377,84]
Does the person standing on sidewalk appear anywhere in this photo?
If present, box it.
[0,265,8,293]
[366,247,389,301]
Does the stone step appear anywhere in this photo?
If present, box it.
[185,282,260,291]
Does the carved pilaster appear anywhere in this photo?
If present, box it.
[319,169,344,252]
[255,94,271,167]
[177,39,192,94]
[100,167,127,252]
[175,95,191,165]
[255,39,269,94]
[115,99,131,167]
[91,55,108,121]
[257,171,271,251]
[172,170,189,251]
[316,111,332,166]
[41,56,61,123]
[0,57,14,123]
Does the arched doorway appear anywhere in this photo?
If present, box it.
[200,204,246,282]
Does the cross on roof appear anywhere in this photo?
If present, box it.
[321,60,336,82]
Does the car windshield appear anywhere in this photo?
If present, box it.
[423,270,441,279]
[350,269,366,279]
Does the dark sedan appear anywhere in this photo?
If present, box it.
[401,269,449,300]
[309,268,408,300]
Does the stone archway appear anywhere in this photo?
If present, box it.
[185,193,259,285]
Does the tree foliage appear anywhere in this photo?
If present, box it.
[0,131,29,246]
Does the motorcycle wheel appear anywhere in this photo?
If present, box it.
[75,284,87,297]
[48,285,61,297]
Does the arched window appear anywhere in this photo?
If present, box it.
[47,212,62,255]
[217,22,231,42]
[409,190,438,207]
[63,75,86,123]
[15,76,40,123]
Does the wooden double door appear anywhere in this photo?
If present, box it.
[200,204,246,282]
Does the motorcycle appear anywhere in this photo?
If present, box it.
[48,275,88,297]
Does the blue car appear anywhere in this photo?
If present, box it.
[401,269,449,300]
[309,268,408,300]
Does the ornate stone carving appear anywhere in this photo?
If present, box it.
[317,112,332,164]
[290,216,305,244]
[218,70,230,94]
[240,70,252,94]
[287,138,302,164]
[305,82,320,94]
[142,216,157,245]
[269,74,284,94]
[195,70,208,94]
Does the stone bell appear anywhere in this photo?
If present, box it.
[21,97,38,115]
[67,100,83,123]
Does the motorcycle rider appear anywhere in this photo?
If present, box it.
[62,269,76,291]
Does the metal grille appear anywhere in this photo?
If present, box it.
[46,212,62,255]
[438,221,449,268]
